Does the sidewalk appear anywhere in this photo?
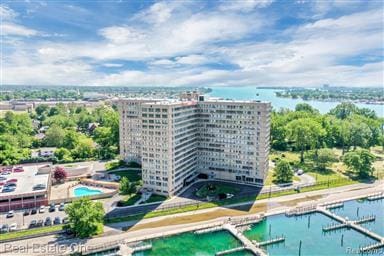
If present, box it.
[1,180,382,255]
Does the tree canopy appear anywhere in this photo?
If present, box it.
[65,197,104,238]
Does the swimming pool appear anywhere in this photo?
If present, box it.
[74,186,102,197]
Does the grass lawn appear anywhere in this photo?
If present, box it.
[0,225,63,241]
[106,177,356,224]
[264,170,300,186]
[269,151,300,163]
[195,183,240,198]
[118,193,142,206]
[306,169,346,182]
[109,169,141,182]
[146,194,167,203]
[106,160,141,171]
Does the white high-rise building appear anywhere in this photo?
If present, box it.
[116,96,271,196]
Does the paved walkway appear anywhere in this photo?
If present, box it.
[1,180,383,255]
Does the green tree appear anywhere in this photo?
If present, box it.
[349,119,372,149]
[295,103,319,114]
[119,177,136,195]
[65,197,104,238]
[274,160,294,183]
[329,102,357,119]
[62,130,80,149]
[71,137,95,159]
[313,148,337,171]
[343,149,376,178]
[35,104,49,116]
[286,118,325,163]
[44,125,66,147]
[54,147,73,161]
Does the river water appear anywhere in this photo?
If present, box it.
[207,87,383,117]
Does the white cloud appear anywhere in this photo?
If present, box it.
[0,5,39,37]
[3,61,96,85]
[102,63,124,68]
[99,26,145,44]
[0,22,38,36]
[134,2,174,24]
[2,1,383,87]
[176,55,209,65]
[0,5,17,20]
[219,0,274,12]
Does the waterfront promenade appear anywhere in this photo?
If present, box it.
[1,180,383,255]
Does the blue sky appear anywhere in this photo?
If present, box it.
[1,0,383,87]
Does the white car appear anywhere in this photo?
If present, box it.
[39,205,45,213]
[9,223,17,231]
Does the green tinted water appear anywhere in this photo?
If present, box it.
[133,230,241,256]
[99,199,383,256]
[243,211,382,256]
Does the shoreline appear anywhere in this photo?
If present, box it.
[1,181,383,255]
[274,95,384,105]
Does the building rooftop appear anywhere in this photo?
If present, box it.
[118,97,270,105]
[0,165,50,198]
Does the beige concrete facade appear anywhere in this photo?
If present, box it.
[117,97,271,196]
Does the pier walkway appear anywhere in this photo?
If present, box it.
[223,224,267,256]
[215,246,247,255]
[317,206,384,243]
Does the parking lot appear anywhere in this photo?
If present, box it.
[0,204,67,232]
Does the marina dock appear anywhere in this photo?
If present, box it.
[223,223,267,256]
[367,192,384,201]
[318,206,384,242]
[285,205,317,216]
[215,246,247,255]
[254,236,285,247]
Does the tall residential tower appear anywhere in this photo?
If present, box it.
[117,96,271,196]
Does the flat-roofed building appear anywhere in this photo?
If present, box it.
[0,164,51,212]
[118,97,271,196]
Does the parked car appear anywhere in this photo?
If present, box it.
[62,217,69,224]
[49,203,56,212]
[31,208,37,215]
[6,179,17,183]
[45,217,52,226]
[0,224,9,233]
[4,183,16,188]
[29,220,37,228]
[13,167,24,172]
[0,177,6,181]
[9,223,17,231]
[36,220,44,227]
[59,203,65,211]
[39,205,45,213]
[54,217,61,225]
[0,171,11,175]
[2,187,15,193]
[6,210,14,218]
[33,184,46,190]
[23,209,30,216]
